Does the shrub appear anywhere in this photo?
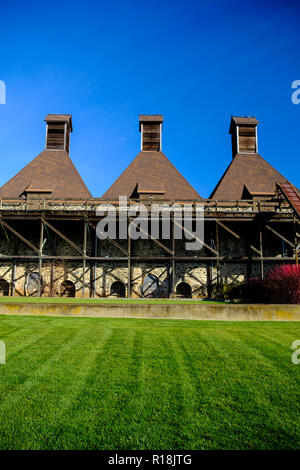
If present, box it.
[222,279,268,303]
[246,278,268,303]
[264,264,300,304]
[226,265,300,304]
[221,282,244,300]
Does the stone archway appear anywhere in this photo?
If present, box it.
[0,279,9,296]
[110,281,126,298]
[176,282,192,298]
[60,280,75,297]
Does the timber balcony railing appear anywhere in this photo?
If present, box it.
[0,197,294,215]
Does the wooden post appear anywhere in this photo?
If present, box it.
[93,228,97,297]
[260,224,264,279]
[51,261,54,296]
[127,218,131,298]
[171,217,175,298]
[82,220,87,298]
[11,235,17,297]
[11,261,16,296]
[246,245,251,281]
[216,221,220,295]
[51,233,56,296]
[207,263,212,298]
[38,219,44,296]
[294,218,299,266]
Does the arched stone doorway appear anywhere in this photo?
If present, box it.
[110,281,126,298]
[60,280,75,297]
[176,282,192,298]
[0,279,9,296]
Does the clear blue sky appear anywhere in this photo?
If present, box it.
[0,0,299,198]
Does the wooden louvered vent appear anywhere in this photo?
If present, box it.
[47,123,66,150]
[139,115,163,152]
[238,125,256,153]
[142,123,161,151]
[229,116,259,158]
[44,114,72,153]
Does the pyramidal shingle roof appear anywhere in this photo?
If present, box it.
[0,149,91,199]
[210,152,297,199]
[102,151,202,200]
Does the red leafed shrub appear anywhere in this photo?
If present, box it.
[265,264,300,304]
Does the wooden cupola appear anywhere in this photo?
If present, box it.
[139,115,163,151]
[44,114,73,153]
[229,116,259,158]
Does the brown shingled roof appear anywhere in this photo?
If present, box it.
[229,116,259,134]
[230,116,259,126]
[102,151,201,200]
[139,115,163,122]
[44,114,73,131]
[210,152,296,200]
[0,149,91,199]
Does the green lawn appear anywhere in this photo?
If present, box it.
[0,315,299,450]
[0,295,221,304]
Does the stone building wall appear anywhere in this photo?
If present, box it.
[0,219,296,298]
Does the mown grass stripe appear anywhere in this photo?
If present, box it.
[190,327,300,449]
[0,325,114,449]
[0,317,299,450]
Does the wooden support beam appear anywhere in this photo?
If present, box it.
[173,219,218,256]
[11,261,16,296]
[42,218,85,256]
[38,219,44,296]
[260,226,264,279]
[88,221,129,256]
[217,220,239,239]
[216,221,220,295]
[127,224,131,298]
[51,233,57,297]
[0,219,40,254]
[136,224,174,255]
[11,236,17,297]
[265,224,295,248]
[207,264,212,298]
[50,261,55,296]
[295,218,299,266]
[216,220,260,255]
[170,218,175,298]
[82,221,87,298]
[93,228,97,297]
[0,254,297,262]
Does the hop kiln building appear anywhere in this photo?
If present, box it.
[0,114,299,298]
